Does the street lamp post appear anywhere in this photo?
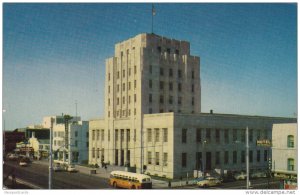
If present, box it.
[246,126,250,189]
[49,117,54,189]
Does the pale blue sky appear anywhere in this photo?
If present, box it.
[3,3,297,130]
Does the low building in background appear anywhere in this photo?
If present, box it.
[44,115,89,165]
[3,130,25,154]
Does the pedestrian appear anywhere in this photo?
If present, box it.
[168,180,171,188]
[104,164,107,171]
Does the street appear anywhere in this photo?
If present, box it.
[3,160,281,189]
[3,161,110,189]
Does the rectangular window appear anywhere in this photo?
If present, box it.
[101,129,104,141]
[257,150,261,162]
[134,80,137,88]
[182,153,187,167]
[169,96,173,104]
[160,95,164,104]
[178,70,182,78]
[178,83,182,92]
[206,129,211,141]
[169,69,173,77]
[122,83,125,91]
[75,131,78,137]
[163,128,168,142]
[241,150,245,163]
[108,86,110,93]
[233,129,237,142]
[178,97,182,105]
[233,151,237,164]
[149,94,152,103]
[155,152,159,165]
[224,151,229,164]
[257,130,261,140]
[134,94,137,102]
[264,150,268,162]
[196,128,202,142]
[249,129,253,142]
[249,150,253,163]
[147,129,152,142]
[134,129,136,142]
[192,71,194,79]
[288,158,295,171]
[169,82,173,91]
[129,67,131,76]
[241,130,245,143]
[196,152,202,169]
[127,129,130,142]
[216,151,220,165]
[163,153,168,166]
[121,130,124,142]
[92,130,95,141]
[115,129,118,141]
[128,82,131,90]
[157,46,161,53]
[224,129,229,143]
[123,69,125,78]
[97,148,100,158]
[128,96,131,104]
[215,129,220,143]
[117,71,120,79]
[167,48,170,54]
[134,66,137,74]
[155,128,159,142]
[160,81,164,90]
[182,128,187,143]
[149,80,152,89]
[148,152,152,164]
[92,148,95,158]
[160,68,164,76]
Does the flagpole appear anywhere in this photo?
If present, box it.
[152,4,154,34]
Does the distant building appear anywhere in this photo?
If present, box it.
[44,115,89,164]
[25,125,50,140]
[89,33,296,179]
[3,130,25,154]
[28,133,50,159]
[272,123,297,179]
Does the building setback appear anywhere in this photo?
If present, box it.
[89,33,296,179]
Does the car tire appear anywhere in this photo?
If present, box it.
[131,185,136,189]
[113,182,117,189]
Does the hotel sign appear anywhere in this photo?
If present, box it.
[256,139,272,147]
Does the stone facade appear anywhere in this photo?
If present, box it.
[88,33,296,179]
[272,123,297,178]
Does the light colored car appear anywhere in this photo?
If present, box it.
[19,161,28,166]
[53,164,64,172]
[250,171,267,179]
[66,165,77,172]
[7,154,18,160]
[197,176,221,188]
[234,172,247,180]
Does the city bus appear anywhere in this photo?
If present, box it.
[109,170,152,189]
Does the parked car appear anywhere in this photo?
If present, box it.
[53,164,64,172]
[19,161,28,166]
[250,171,267,179]
[234,172,247,180]
[192,177,205,185]
[66,165,78,173]
[196,176,221,188]
[7,153,18,161]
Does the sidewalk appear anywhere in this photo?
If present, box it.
[32,160,196,189]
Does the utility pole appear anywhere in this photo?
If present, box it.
[246,126,250,189]
[49,117,54,189]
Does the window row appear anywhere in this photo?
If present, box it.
[147,151,168,166]
[91,129,138,143]
[108,94,137,106]
[182,128,269,144]
[149,80,195,93]
[108,108,137,118]
[147,128,168,142]
[182,150,269,168]
[108,66,138,81]
[91,148,105,159]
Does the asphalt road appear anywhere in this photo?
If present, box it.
[3,160,111,189]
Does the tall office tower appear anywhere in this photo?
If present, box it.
[105,33,201,119]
